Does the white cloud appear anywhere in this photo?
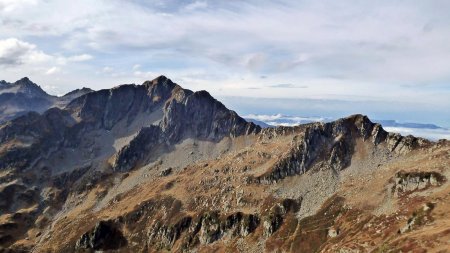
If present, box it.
[244,114,330,125]
[0,0,37,12]
[0,38,51,66]
[0,38,93,69]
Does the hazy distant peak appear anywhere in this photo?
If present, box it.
[16,76,31,83]
[0,78,97,123]
[0,77,48,97]
[18,78,47,96]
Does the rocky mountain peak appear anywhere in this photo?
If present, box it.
[144,75,175,88]
[17,76,31,82]
[12,77,48,97]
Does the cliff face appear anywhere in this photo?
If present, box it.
[255,115,430,184]
[0,76,259,171]
[0,76,448,253]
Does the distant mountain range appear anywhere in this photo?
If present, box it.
[0,77,93,122]
[374,120,443,129]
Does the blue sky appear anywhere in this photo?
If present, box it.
[1,0,450,127]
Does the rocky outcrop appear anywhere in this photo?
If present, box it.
[263,198,301,236]
[393,171,445,195]
[147,216,192,249]
[113,126,163,172]
[147,211,260,250]
[386,133,429,154]
[110,196,261,250]
[161,89,260,142]
[263,210,283,237]
[255,115,430,184]
[160,167,173,176]
[195,212,259,244]
[75,220,127,251]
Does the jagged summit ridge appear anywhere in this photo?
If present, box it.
[0,76,260,172]
[255,114,431,183]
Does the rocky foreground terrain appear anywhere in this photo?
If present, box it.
[0,76,449,252]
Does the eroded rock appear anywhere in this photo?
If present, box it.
[263,198,301,237]
[255,115,430,184]
[393,171,445,195]
[75,220,127,251]
[146,211,260,250]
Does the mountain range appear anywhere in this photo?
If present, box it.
[0,77,93,123]
[0,77,449,252]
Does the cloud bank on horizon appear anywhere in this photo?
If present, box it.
[0,0,449,126]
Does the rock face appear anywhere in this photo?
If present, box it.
[0,76,259,172]
[147,216,193,249]
[113,126,163,172]
[147,211,261,249]
[263,199,301,237]
[160,89,260,142]
[112,76,260,171]
[75,220,127,251]
[256,115,430,184]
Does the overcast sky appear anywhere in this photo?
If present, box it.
[1,0,449,126]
